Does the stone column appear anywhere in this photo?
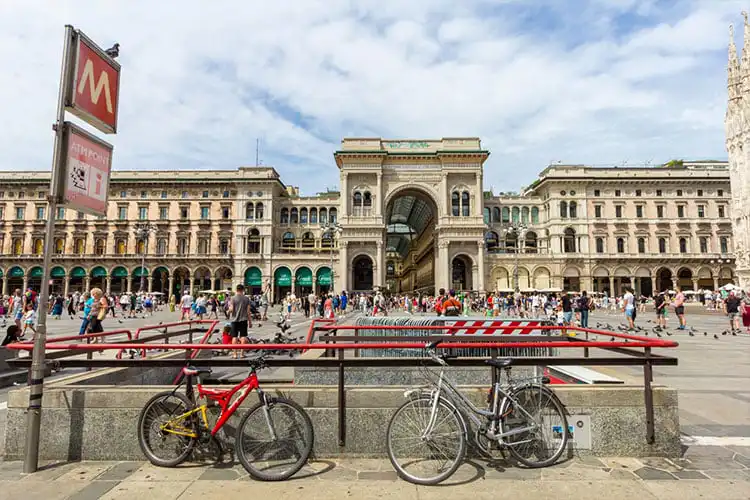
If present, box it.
[126,276,132,294]
[341,172,349,217]
[105,277,111,295]
[671,277,678,290]
[651,273,659,293]
[440,173,448,217]
[312,275,317,295]
[375,173,383,216]
[630,276,637,293]
[476,240,485,293]
[2,278,8,296]
[475,172,483,217]
[691,278,699,292]
[148,276,153,293]
[608,276,615,295]
[189,277,195,295]
[471,265,479,291]
[339,241,349,292]
[84,277,91,292]
[713,276,719,291]
[22,277,28,292]
[168,275,174,298]
[375,240,383,289]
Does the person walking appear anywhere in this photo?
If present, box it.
[578,290,590,328]
[654,291,667,329]
[622,286,636,330]
[724,291,742,332]
[228,284,252,359]
[673,286,687,330]
[179,291,193,321]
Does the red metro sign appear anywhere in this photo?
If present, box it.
[66,31,120,134]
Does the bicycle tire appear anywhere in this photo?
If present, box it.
[386,395,467,485]
[235,396,314,481]
[502,385,568,468]
[137,390,197,467]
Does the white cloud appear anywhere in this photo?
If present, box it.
[0,0,742,194]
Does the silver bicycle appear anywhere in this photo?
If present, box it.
[386,340,569,485]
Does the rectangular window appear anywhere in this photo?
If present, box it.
[56,207,65,219]
[697,205,705,218]
[0,191,4,198]
[676,189,683,196]
[15,207,24,219]
[221,207,230,219]
[222,190,230,198]
[120,191,127,198]
[138,207,148,220]
[595,238,604,253]
[181,191,188,199]
[36,206,45,219]
[615,205,622,218]
[677,205,685,218]
[656,189,662,197]
[594,205,602,218]
[161,191,167,199]
[38,191,45,199]
[594,189,600,197]
[657,205,664,218]
[18,192,24,199]
[699,237,708,253]
[140,191,147,199]
[615,190,621,197]
[202,190,209,198]
[220,239,229,254]
[697,189,703,197]
[638,238,645,254]
[77,211,85,220]
[658,238,667,253]
[635,189,642,197]
[718,205,725,218]
[721,237,729,254]
[718,189,724,197]
[0,207,4,219]
[180,207,189,219]
[159,207,168,220]
[200,207,209,219]
[636,205,643,218]
[118,206,127,220]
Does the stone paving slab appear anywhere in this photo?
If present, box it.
[0,452,748,499]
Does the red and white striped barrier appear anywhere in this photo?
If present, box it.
[441,319,545,335]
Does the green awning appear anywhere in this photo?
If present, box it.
[70,267,86,278]
[91,266,107,278]
[0,269,3,278]
[316,267,331,286]
[153,266,169,277]
[28,267,43,278]
[50,266,66,278]
[274,267,292,287]
[295,267,313,287]
[111,267,128,278]
[8,267,24,278]
[245,267,262,286]
[132,266,149,277]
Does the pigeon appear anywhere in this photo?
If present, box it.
[646,319,652,324]
[655,332,662,338]
[118,319,123,324]
[610,337,615,342]
[732,331,737,336]
[686,331,692,336]
[722,330,728,336]
[104,43,120,59]
[714,334,719,339]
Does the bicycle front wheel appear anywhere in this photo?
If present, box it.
[502,385,568,468]
[386,396,466,485]
[235,397,314,481]
[137,391,196,467]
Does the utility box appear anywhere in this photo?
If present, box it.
[553,414,592,450]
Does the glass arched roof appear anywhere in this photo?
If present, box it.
[386,195,434,257]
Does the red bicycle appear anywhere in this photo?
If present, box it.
[137,353,314,481]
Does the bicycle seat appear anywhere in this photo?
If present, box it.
[182,366,212,377]
[485,358,513,369]
[425,340,443,350]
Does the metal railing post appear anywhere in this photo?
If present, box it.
[338,348,346,447]
[643,347,655,444]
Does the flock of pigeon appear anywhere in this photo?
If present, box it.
[594,320,743,341]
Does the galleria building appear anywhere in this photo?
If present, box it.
[0,137,738,302]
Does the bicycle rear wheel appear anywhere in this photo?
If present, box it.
[502,385,568,468]
[235,397,314,481]
[386,396,466,485]
[137,391,197,467]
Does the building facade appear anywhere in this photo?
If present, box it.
[725,13,750,290]
[0,137,737,301]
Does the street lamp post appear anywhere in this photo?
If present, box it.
[502,223,528,292]
[134,222,157,293]
[323,222,343,294]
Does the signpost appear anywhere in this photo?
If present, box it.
[25,25,119,474]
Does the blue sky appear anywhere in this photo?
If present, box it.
[0,0,744,195]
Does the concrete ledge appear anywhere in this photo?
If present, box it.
[4,382,680,461]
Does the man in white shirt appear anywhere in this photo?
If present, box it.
[179,291,193,321]
[622,286,635,330]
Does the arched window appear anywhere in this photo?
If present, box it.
[638,237,646,254]
[461,191,470,216]
[136,239,146,254]
[363,191,372,207]
[560,201,568,218]
[301,231,315,248]
[33,238,44,255]
[319,208,328,224]
[329,208,337,223]
[492,207,501,222]
[483,207,490,224]
[451,192,460,216]
[569,201,578,219]
[13,238,23,255]
[531,206,539,224]
[116,238,126,255]
[353,191,362,207]
[502,207,510,223]
[300,208,308,224]
[74,238,85,254]
[310,207,318,224]
[321,230,333,248]
[720,236,728,253]
[156,238,167,255]
[280,207,289,224]
[679,237,687,254]
[521,207,529,224]
[485,231,499,253]
[659,237,667,253]
[177,237,188,254]
[617,237,625,253]
[505,232,518,253]
[386,261,395,278]
[247,229,260,254]
[596,237,604,253]
[54,238,65,254]
[524,231,538,253]
[281,231,296,249]
[290,208,299,224]
[197,238,209,254]
[563,228,576,253]
[245,203,254,220]
[699,237,708,253]
[255,202,264,220]
[511,206,520,223]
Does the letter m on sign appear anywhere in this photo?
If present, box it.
[67,31,121,134]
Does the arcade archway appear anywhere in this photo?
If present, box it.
[451,255,472,292]
[384,188,437,294]
[352,255,374,291]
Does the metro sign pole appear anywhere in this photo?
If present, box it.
[24,25,119,474]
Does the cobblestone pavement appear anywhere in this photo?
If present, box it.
[0,449,749,500]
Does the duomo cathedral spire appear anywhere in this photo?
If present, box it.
[725,12,750,289]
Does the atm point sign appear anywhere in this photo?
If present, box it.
[66,30,121,134]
